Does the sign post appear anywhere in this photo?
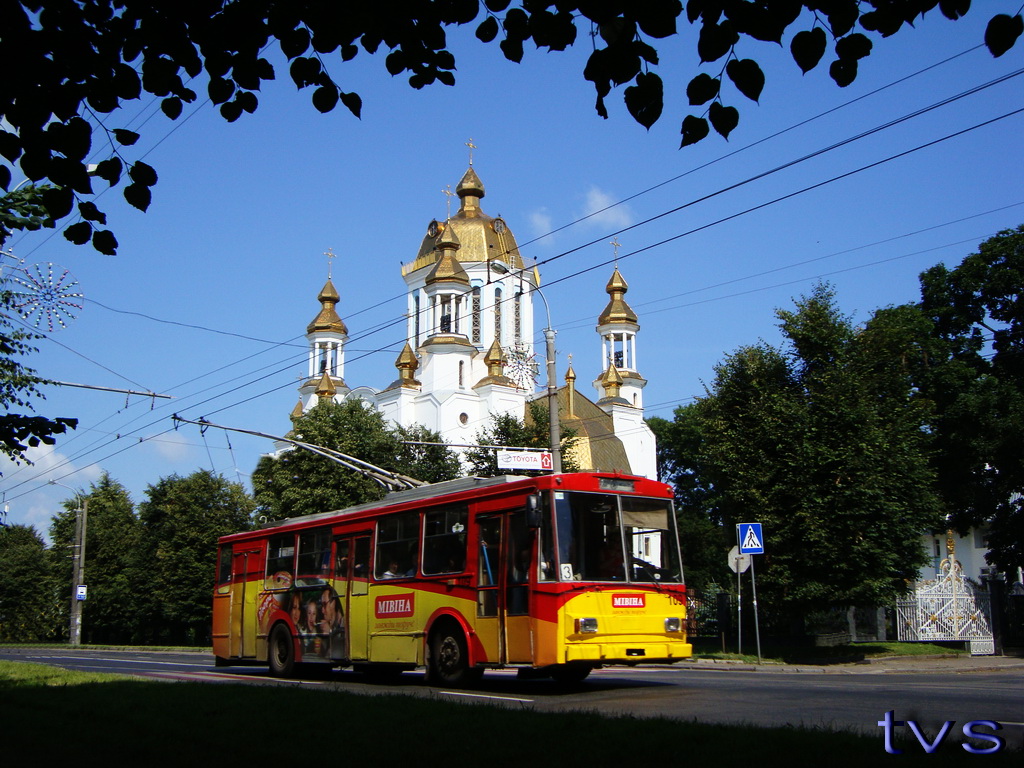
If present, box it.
[737,523,765,663]
[727,545,751,656]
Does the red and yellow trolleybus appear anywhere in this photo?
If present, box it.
[213,472,692,684]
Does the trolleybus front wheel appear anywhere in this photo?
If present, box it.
[268,624,296,678]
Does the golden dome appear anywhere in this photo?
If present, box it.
[307,279,348,335]
[474,337,513,388]
[426,224,470,285]
[404,167,527,276]
[315,370,337,399]
[394,342,420,388]
[597,268,638,326]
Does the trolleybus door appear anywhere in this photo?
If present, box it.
[229,549,259,658]
[476,512,533,665]
[333,534,371,662]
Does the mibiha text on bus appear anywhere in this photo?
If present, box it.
[212,472,692,684]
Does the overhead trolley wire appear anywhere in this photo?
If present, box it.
[4,66,1022,505]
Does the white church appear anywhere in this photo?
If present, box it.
[290,163,657,479]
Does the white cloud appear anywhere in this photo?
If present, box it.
[0,446,102,536]
[528,208,554,239]
[145,430,194,463]
[580,186,634,230]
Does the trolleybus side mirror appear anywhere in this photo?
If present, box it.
[526,494,542,529]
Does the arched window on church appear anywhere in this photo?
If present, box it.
[494,287,503,346]
[413,292,421,346]
[458,360,464,388]
[472,286,481,344]
[440,296,452,334]
[319,344,328,373]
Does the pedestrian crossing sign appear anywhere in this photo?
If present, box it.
[738,522,764,555]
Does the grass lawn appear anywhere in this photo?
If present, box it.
[691,640,968,664]
[0,659,1014,766]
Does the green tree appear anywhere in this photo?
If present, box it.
[252,400,461,520]
[135,470,254,645]
[465,399,578,477]
[393,422,463,485]
[0,524,60,642]
[49,474,139,644]
[663,285,942,624]
[1,184,78,469]
[3,2,1019,252]
[647,413,729,591]
[918,225,1024,573]
[1,185,54,246]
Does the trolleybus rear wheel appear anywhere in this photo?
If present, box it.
[268,624,296,677]
[428,626,480,687]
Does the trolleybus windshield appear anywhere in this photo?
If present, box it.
[550,491,683,583]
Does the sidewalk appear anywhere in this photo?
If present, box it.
[679,651,1024,674]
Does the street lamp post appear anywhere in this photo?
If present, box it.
[50,481,87,645]
[532,288,562,473]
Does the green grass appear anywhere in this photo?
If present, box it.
[0,660,1015,766]
[691,640,968,665]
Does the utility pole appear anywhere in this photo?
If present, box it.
[51,481,87,645]
[534,288,562,473]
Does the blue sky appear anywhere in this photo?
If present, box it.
[2,9,1022,534]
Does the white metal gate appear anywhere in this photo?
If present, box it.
[896,558,994,655]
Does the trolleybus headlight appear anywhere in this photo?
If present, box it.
[664,617,682,633]
[575,618,599,634]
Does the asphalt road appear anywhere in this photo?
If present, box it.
[2,648,1021,749]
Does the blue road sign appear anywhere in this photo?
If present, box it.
[738,522,764,555]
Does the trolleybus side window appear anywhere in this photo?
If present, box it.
[422,505,468,575]
[265,534,295,590]
[352,535,370,589]
[217,547,232,585]
[297,527,332,584]
[375,512,420,579]
[477,516,501,617]
[507,512,531,615]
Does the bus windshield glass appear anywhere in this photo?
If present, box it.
[551,491,682,583]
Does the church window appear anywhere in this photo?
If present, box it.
[472,287,481,343]
[458,360,464,387]
[319,344,328,373]
[440,296,452,333]
[413,293,421,345]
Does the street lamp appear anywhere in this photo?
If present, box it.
[531,287,562,474]
[49,480,87,646]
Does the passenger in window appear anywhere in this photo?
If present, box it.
[404,551,419,577]
[382,560,403,579]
